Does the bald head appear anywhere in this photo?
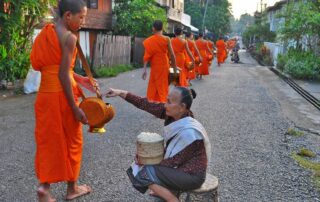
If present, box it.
[58,0,86,17]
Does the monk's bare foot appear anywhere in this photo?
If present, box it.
[37,187,56,202]
[66,184,92,200]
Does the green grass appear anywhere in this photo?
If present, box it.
[95,64,133,78]
[292,152,320,189]
[287,128,304,137]
[298,148,317,158]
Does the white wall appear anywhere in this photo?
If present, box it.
[264,42,284,66]
[79,31,90,58]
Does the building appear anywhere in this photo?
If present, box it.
[265,0,287,32]
[36,0,112,58]
[79,0,113,58]
[156,0,198,34]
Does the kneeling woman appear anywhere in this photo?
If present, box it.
[106,87,211,202]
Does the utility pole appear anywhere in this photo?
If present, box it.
[202,0,210,33]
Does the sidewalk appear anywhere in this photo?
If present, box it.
[294,80,320,100]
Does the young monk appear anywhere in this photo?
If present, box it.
[171,27,194,87]
[30,0,94,201]
[195,33,211,79]
[142,20,177,103]
[185,32,202,83]
[216,36,227,66]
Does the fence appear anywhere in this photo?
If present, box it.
[93,34,131,67]
[133,37,146,66]
[264,42,284,66]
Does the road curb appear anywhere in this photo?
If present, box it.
[268,66,320,111]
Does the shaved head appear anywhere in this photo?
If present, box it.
[58,0,86,17]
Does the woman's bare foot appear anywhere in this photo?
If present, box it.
[66,184,92,200]
[37,186,56,202]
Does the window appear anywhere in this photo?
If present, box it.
[87,0,98,9]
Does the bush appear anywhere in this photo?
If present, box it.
[282,50,320,80]
[95,64,133,78]
[276,54,288,71]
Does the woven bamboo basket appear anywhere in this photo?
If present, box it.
[137,132,164,165]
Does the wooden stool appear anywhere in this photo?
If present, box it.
[152,174,219,202]
[182,174,219,202]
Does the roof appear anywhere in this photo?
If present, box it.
[266,0,287,12]
[81,9,112,30]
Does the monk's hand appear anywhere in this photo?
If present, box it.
[73,106,88,124]
[199,56,203,62]
[142,70,147,80]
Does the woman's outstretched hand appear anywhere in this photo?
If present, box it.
[104,88,128,99]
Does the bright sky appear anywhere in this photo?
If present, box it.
[228,0,281,19]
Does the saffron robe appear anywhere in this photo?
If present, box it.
[186,39,197,80]
[216,39,227,64]
[30,24,82,183]
[171,37,188,87]
[143,34,170,103]
[195,39,209,75]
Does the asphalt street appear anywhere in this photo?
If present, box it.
[0,51,319,202]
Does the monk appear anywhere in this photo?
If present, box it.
[185,32,202,83]
[206,38,215,64]
[171,27,194,87]
[142,20,176,103]
[30,0,94,201]
[216,36,227,66]
[226,38,237,51]
[195,33,211,79]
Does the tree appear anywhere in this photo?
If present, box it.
[278,0,320,54]
[185,0,232,39]
[242,23,276,47]
[231,13,255,36]
[0,0,56,82]
[113,0,167,37]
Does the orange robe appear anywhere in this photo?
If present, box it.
[186,39,197,80]
[143,34,170,103]
[226,39,236,51]
[171,37,188,87]
[195,39,209,75]
[30,24,82,183]
[207,41,214,64]
[216,39,227,64]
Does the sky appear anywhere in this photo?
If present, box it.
[228,0,281,19]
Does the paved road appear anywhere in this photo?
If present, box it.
[0,51,319,202]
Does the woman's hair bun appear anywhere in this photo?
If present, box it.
[190,89,197,99]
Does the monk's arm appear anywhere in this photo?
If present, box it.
[206,42,213,54]
[59,34,87,123]
[167,38,177,68]
[193,41,202,60]
[185,42,195,62]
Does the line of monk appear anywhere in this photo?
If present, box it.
[142,23,219,102]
